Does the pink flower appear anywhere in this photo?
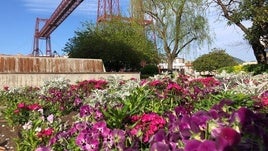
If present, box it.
[17,102,26,109]
[166,82,182,91]
[261,97,268,106]
[149,80,162,87]
[37,128,54,138]
[213,127,241,149]
[130,113,166,143]
[14,109,20,114]
[27,103,42,111]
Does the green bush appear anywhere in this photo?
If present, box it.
[192,49,238,73]
[242,64,268,75]
[218,65,244,73]
[140,64,159,78]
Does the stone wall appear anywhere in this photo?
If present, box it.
[0,72,140,88]
[0,55,140,88]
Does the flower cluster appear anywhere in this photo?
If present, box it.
[2,73,268,151]
[130,113,166,142]
[14,102,42,113]
[37,127,54,139]
[11,102,42,125]
[50,121,127,151]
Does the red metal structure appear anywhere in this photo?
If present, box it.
[97,0,120,22]
[32,0,153,57]
[32,0,84,56]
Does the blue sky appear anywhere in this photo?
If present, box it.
[0,0,255,62]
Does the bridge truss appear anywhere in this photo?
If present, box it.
[32,0,84,56]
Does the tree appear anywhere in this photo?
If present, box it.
[63,21,159,72]
[209,0,268,64]
[192,48,239,73]
[142,0,211,70]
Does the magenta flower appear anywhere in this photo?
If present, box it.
[35,146,52,151]
[166,82,182,91]
[17,102,26,109]
[74,97,82,106]
[213,127,241,150]
[219,127,241,145]
[149,80,162,87]
[232,107,254,128]
[260,91,268,106]
[76,131,100,151]
[130,113,166,143]
[92,121,111,137]
[184,139,202,151]
[94,79,108,89]
[150,142,170,151]
[79,105,92,117]
[197,140,217,151]
[27,103,42,110]
[37,128,54,138]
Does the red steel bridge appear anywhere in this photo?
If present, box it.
[32,0,151,57]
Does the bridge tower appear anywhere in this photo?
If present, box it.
[32,0,84,56]
[97,0,120,23]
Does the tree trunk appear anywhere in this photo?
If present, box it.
[251,40,267,64]
[167,55,174,72]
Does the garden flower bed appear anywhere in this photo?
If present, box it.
[0,72,268,151]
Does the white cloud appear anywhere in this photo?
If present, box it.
[22,0,60,13]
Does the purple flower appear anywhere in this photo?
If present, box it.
[213,127,241,150]
[111,129,126,150]
[184,140,202,151]
[111,129,125,143]
[76,131,100,151]
[74,97,82,106]
[197,140,217,151]
[150,142,170,151]
[208,109,218,119]
[150,129,167,143]
[80,105,92,117]
[232,107,254,128]
[174,106,189,116]
[35,146,51,151]
[92,121,111,137]
[94,109,103,120]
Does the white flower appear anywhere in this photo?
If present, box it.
[38,109,44,115]
[22,121,32,130]
[35,127,41,132]
[47,114,54,124]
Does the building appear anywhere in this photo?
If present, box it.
[158,58,194,75]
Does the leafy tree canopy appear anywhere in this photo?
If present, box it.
[142,0,211,70]
[192,48,239,73]
[210,0,268,64]
[63,20,159,72]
